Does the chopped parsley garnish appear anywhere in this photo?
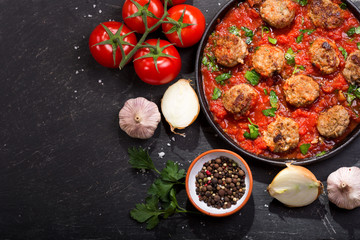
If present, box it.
[241,26,254,44]
[261,26,269,37]
[300,29,316,35]
[296,34,304,43]
[346,84,360,105]
[211,87,222,100]
[262,108,277,117]
[316,151,327,157]
[229,26,254,44]
[285,48,296,66]
[357,42,360,50]
[339,46,348,60]
[300,143,311,155]
[296,29,315,43]
[245,69,261,86]
[244,118,260,140]
[268,37,277,45]
[229,25,241,37]
[202,54,219,72]
[293,65,305,74]
[295,0,308,6]
[269,90,279,108]
[339,2,347,9]
[215,72,232,85]
[262,90,278,117]
[264,89,268,95]
[347,27,360,37]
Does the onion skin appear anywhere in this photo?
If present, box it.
[267,163,323,207]
[327,167,360,210]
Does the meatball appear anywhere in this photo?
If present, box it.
[317,105,350,138]
[213,34,248,68]
[252,45,285,77]
[263,116,300,153]
[343,50,360,85]
[260,0,296,28]
[309,0,344,29]
[309,38,340,74]
[222,84,258,115]
[283,75,320,107]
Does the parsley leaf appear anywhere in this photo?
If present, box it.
[295,0,308,6]
[245,69,261,86]
[130,196,163,230]
[264,89,268,95]
[357,42,360,50]
[241,26,254,44]
[202,54,219,72]
[128,147,192,229]
[339,2,347,9]
[148,179,174,202]
[229,25,241,37]
[215,72,232,85]
[261,26,269,37]
[269,90,278,108]
[300,29,316,35]
[128,147,159,173]
[212,87,222,100]
[300,143,311,155]
[293,65,305,74]
[316,151,327,157]
[339,46,348,60]
[296,33,304,43]
[285,48,296,66]
[262,107,276,117]
[243,118,260,140]
[160,160,186,182]
[347,27,360,37]
[268,37,277,45]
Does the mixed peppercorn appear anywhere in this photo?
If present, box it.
[195,156,246,209]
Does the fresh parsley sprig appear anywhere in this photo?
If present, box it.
[128,147,195,230]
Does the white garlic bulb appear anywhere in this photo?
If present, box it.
[327,166,360,210]
[119,97,161,139]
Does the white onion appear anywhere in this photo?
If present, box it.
[161,79,200,134]
[267,163,323,207]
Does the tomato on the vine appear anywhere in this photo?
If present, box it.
[162,4,205,48]
[122,0,164,34]
[160,0,186,6]
[133,39,181,85]
[89,21,137,68]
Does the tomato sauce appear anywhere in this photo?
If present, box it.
[201,0,360,159]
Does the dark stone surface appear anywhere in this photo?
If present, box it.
[0,0,359,239]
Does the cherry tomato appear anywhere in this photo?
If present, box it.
[162,4,205,48]
[160,0,186,6]
[122,0,164,34]
[89,21,137,68]
[133,39,181,85]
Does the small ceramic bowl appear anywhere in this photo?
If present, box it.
[186,149,253,217]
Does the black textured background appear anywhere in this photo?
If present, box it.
[0,0,360,239]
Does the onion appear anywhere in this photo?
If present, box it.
[267,163,323,207]
[161,79,200,134]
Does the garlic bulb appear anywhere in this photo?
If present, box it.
[267,163,323,207]
[327,166,360,210]
[119,97,161,139]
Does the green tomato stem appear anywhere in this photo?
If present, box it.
[119,0,170,70]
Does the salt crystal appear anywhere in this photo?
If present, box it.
[99,9,102,13]
[158,152,165,158]
[93,4,96,8]
[75,7,78,10]
[218,2,221,5]
[171,137,175,141]
[75,70,79,74]
[74,46,79,50]
[167,143,171,146]
[77,56,80,59]
[88,14,93,17]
